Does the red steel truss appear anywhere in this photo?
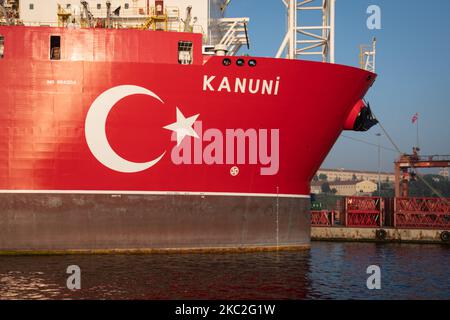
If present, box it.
[311,197,449,230]
[344,197,384,228]
[311,210,334,227]
[394,197,450,229]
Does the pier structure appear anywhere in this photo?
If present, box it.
[311,196,450,244]
[311,227,449,244]
[311,149,450,244]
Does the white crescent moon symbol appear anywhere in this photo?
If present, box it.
[85,85,166,173]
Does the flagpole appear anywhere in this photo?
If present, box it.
[416,117,419,149]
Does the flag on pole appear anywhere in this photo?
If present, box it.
[412,113,419,124]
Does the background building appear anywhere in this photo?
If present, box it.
[316,168,395,183]
[311,180,378,196]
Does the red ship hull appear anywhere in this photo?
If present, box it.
[0,26,375,252]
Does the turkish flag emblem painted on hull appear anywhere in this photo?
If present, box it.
[85,85,280,177]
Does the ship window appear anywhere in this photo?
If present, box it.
[50,36,61,60]
[97,4,101,10]
[29,3,34,10]
[178,41,193,65]
[0,35,4,59]
[124,3,129,9]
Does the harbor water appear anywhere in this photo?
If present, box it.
[0,242,449,300]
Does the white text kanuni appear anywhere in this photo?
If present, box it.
[203,75,281,95]
[170,122,280,176]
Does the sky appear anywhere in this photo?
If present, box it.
[226,0,450,173]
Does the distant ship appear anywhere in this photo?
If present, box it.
[0,0,377,252]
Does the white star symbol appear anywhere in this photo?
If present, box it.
[164,107,200,146]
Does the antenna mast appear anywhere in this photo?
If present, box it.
[360,37,377,73]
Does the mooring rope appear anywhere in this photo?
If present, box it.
[341,134,398,153]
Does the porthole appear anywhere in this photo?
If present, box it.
[222,58,232,66]
[248,59,257,67]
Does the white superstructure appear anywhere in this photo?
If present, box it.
[16,0,248,52]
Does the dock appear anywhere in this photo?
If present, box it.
[311,196,450,244]
[312,227,449,244]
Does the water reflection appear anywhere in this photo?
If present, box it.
[0,242,448,300]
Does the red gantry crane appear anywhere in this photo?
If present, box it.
[394,148,450,198]
[393,149,450,229]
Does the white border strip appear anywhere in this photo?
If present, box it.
[0,190,310,199]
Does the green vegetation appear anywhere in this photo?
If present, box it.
[371,182,395,197]
[321,182,331,193]
[408,174,450,197]
[312,194,344,211]
[368,174,449,198]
